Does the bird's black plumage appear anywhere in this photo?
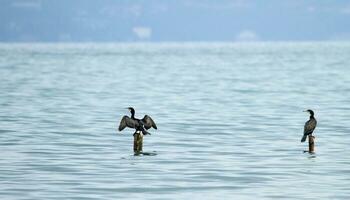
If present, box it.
[118,107,157,135]
[301,109,317,142]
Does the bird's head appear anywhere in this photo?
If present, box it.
[126,107,135,115]
[303,109,314,116]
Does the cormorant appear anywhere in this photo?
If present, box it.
[301,109,317,142]
[118,107,157,136]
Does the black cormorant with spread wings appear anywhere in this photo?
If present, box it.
[301,109,317,142]
[118,107,157,135]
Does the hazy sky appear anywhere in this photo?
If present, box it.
[1,0,350,42]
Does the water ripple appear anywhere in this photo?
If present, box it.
[1,43,350,199]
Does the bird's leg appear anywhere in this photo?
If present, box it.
[133,130,142,136]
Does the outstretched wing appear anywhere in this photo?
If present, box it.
[142,115,157,130]
[119,116,138,131]
[304,119,317,135]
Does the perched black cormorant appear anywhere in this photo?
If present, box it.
[118,107,157,135]
[301,109,317,142]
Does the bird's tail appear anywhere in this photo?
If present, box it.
[141,126,151,135]
[301,134,307,142]
[142,129,151,135]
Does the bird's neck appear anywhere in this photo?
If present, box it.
[131,112,135,119]
[310,115,315,119]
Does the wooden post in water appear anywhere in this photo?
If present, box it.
[308,135,315,153]
[133,131,143,153]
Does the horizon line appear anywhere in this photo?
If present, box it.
[1,40,350,44]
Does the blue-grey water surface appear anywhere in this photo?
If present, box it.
[1,43,350,199]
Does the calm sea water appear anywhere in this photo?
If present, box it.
[1,42,350,199]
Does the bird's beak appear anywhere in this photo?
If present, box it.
[303,110,307,112]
